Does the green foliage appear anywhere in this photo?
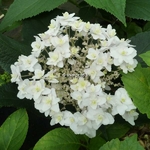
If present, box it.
[122,65,150,118]
[143,22,150,32]
[22,9,63,44]
[88,136,106,150]
[0,0,67,31]
[0,109,28,150]
[101,123,130,140]
[0,72,11,86]
[0,34,31,72]
[84,0,126,26]
[0,0,150,149]
[99,134,144,150]
[125,22,142,38]
[33,128,82,150]
[79,6,96,22]
[130,31,150,65]
[130,31,150,55]
[99,138,121,150]
[140,51,150,66]
[0,83,33,108]
[126,0,150,21]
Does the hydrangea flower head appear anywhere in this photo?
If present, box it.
[11,12,138,138]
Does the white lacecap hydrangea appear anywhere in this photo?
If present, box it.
[10,12,139,138]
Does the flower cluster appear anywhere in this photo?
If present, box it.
[11,12,138,138]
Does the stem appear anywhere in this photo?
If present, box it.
[21,74,33,78]
[44,48,50,54]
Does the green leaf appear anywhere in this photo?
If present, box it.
[88,136,106,150]
[104,123,130,140]
[0,109,28,150]
[120,135,144,150]
[122,65,150,118]
[140,51,150,66]
[84,0,126,26]
[125,22,142,38]
[0,79,5,86]
[0,83,34,108]
[130,31,150,55]
[99,138,120,150]
[130,31,150,66]
[22,9,63,44]
[99,134,144,150]
[33,128,81,150]
[126,0,150,21]
[0,0,67,31]
[143,22,150,32]
[79,6,96,22]
[0,34,31,72]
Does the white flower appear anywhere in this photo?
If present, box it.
[31,36,45,57]
[46,50,63,67]
[90,24,106,40]
[110,45,137,66]
[86,48,99,60]
[120,59,138,73]
[57,12,79,26]
[64,111,96,137]
[63,111,76,126]
[70,20,84,32]
[50,112,64,126]
[44,70,59,83]
[17,79,33,99]
[63,111,96,138]
[94,52,107,69]
[105,52,113,71]
[87,108,114,127]
[84,67,97,80]
[28,79,50,100]
[45,19,60,36]
[122,109,139,125]
[51,35,69,48]
[32,69,45,79]
[76,77,90,91]
[71,90,89,107]
[70,78,78,84]
[70,46,79,56]
[11,12,138,138]
[84,65,104,83]
[19,55,39,72]
[10,65,21,83]
[86,84,101,93]
[105,24,116,38]
[38,33,51,46]
[56,47,70,58]
[82,95,106,109]
[112,88,136,115]
[102,93,114,109]
[92,52,113,72]
[72,112,96,138]
[34,88,60,116]
[100,40,112,52]
[82,22,92,33]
